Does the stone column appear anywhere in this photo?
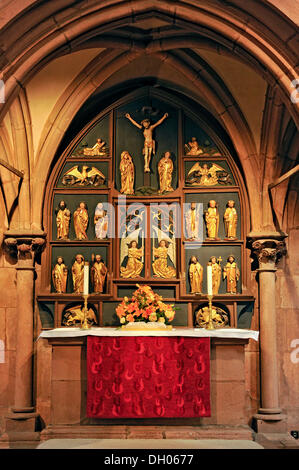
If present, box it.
[247,232,287,433]
[2,231,46,444]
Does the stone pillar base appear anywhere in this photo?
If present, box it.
[0,412,41,448]
[5,411,40,433]
[252,413,287,433]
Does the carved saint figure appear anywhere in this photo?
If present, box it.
[152,240,176,278]
[185,202,200,240]
[223,255,240,294]
[205,200,220,240]
[119,150,135,195]
[184,137,203,156]
[158,151,174,194]
[91,254,108,293]
[120,240,144,278]
[223,200,238,239]
[189,256,203,294]
[52,256,68,293]
[94,202,108,239]
[83,138,108,156]
[210,256,222,295]
[73,202,88,240]
[72,254,85,293]
[56,200,71,239]
[125,112,168,172]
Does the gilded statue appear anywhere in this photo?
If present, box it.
[186,162,232,186]
[94,202,108,239]
[72,254,85,293]
[209,256,222,295]
[62,165,106,186]
[223,255,240,294]
[83,138,108,157]
[63,304,98,327]
[125,112,168,172]
[184,137,203,156]
[205,200,220,240]
[185,202,200,240]
[152,240,176,278]
[119,150,135,195]
[224,200,238,239]
[91,254,108,293]
[189,256,203,294]
[74,202,89,240]
[56,200,71,240]
[195,306,228,329]
[52,256,68,293]
[158,151,174,194]
[120,240,144,278]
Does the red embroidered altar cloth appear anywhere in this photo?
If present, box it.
[87,336,210,418]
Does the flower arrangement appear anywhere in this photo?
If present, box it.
[116,284,176,326]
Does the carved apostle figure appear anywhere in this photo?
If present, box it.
[119,150,135,195]
[152,240,176,278]
[189,255,203,294]
[158,151,174,194]
[223,200,238,239]
[73,202,88,240]
[72,254,85,293]
[52,256,68,293]
[210,256,222,295]
[223,255,240,294]
[91,254,108,293]
[125,112,168,172]
[94,202,108,239]
[56,200,71,239]
[184,137,203,156]
[204,200,220,240]
[120,240,143,278]
[185,202,200,240]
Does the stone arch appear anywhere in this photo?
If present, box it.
[0,1,298,127]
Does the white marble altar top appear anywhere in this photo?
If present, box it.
[39,327,259,341]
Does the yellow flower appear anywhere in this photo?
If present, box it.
[149,313,157,322]
[158,317,165,323]
[165,310,174,319]
[120,317,126,324]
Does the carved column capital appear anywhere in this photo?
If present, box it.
[247,232,287,269]
[4,231,46,263]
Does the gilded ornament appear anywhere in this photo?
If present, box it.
[125,112,168,172]
[62,165,106,186]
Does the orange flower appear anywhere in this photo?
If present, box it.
[126,314,134,322]
[116,305,125,318]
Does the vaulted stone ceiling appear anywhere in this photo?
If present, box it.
[0,1,297,232]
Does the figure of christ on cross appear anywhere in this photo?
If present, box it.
[125,112,168,173]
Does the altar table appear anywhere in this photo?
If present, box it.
[38,328,258,426]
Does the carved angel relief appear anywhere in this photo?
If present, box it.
[62,165,106,186]
[186,162,232,186]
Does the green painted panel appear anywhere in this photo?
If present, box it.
[71,114,110,156]
[237,302,254,329]
[115,98,178,193]
[52,193,108,241]
[51,245,108,293]
[56,161,108,188]
[185,192,241,240]
[185,159,235,186]
[184,245,242,295]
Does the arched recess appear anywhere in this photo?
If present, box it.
[39,84,253,331]
[32,49,258,232]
